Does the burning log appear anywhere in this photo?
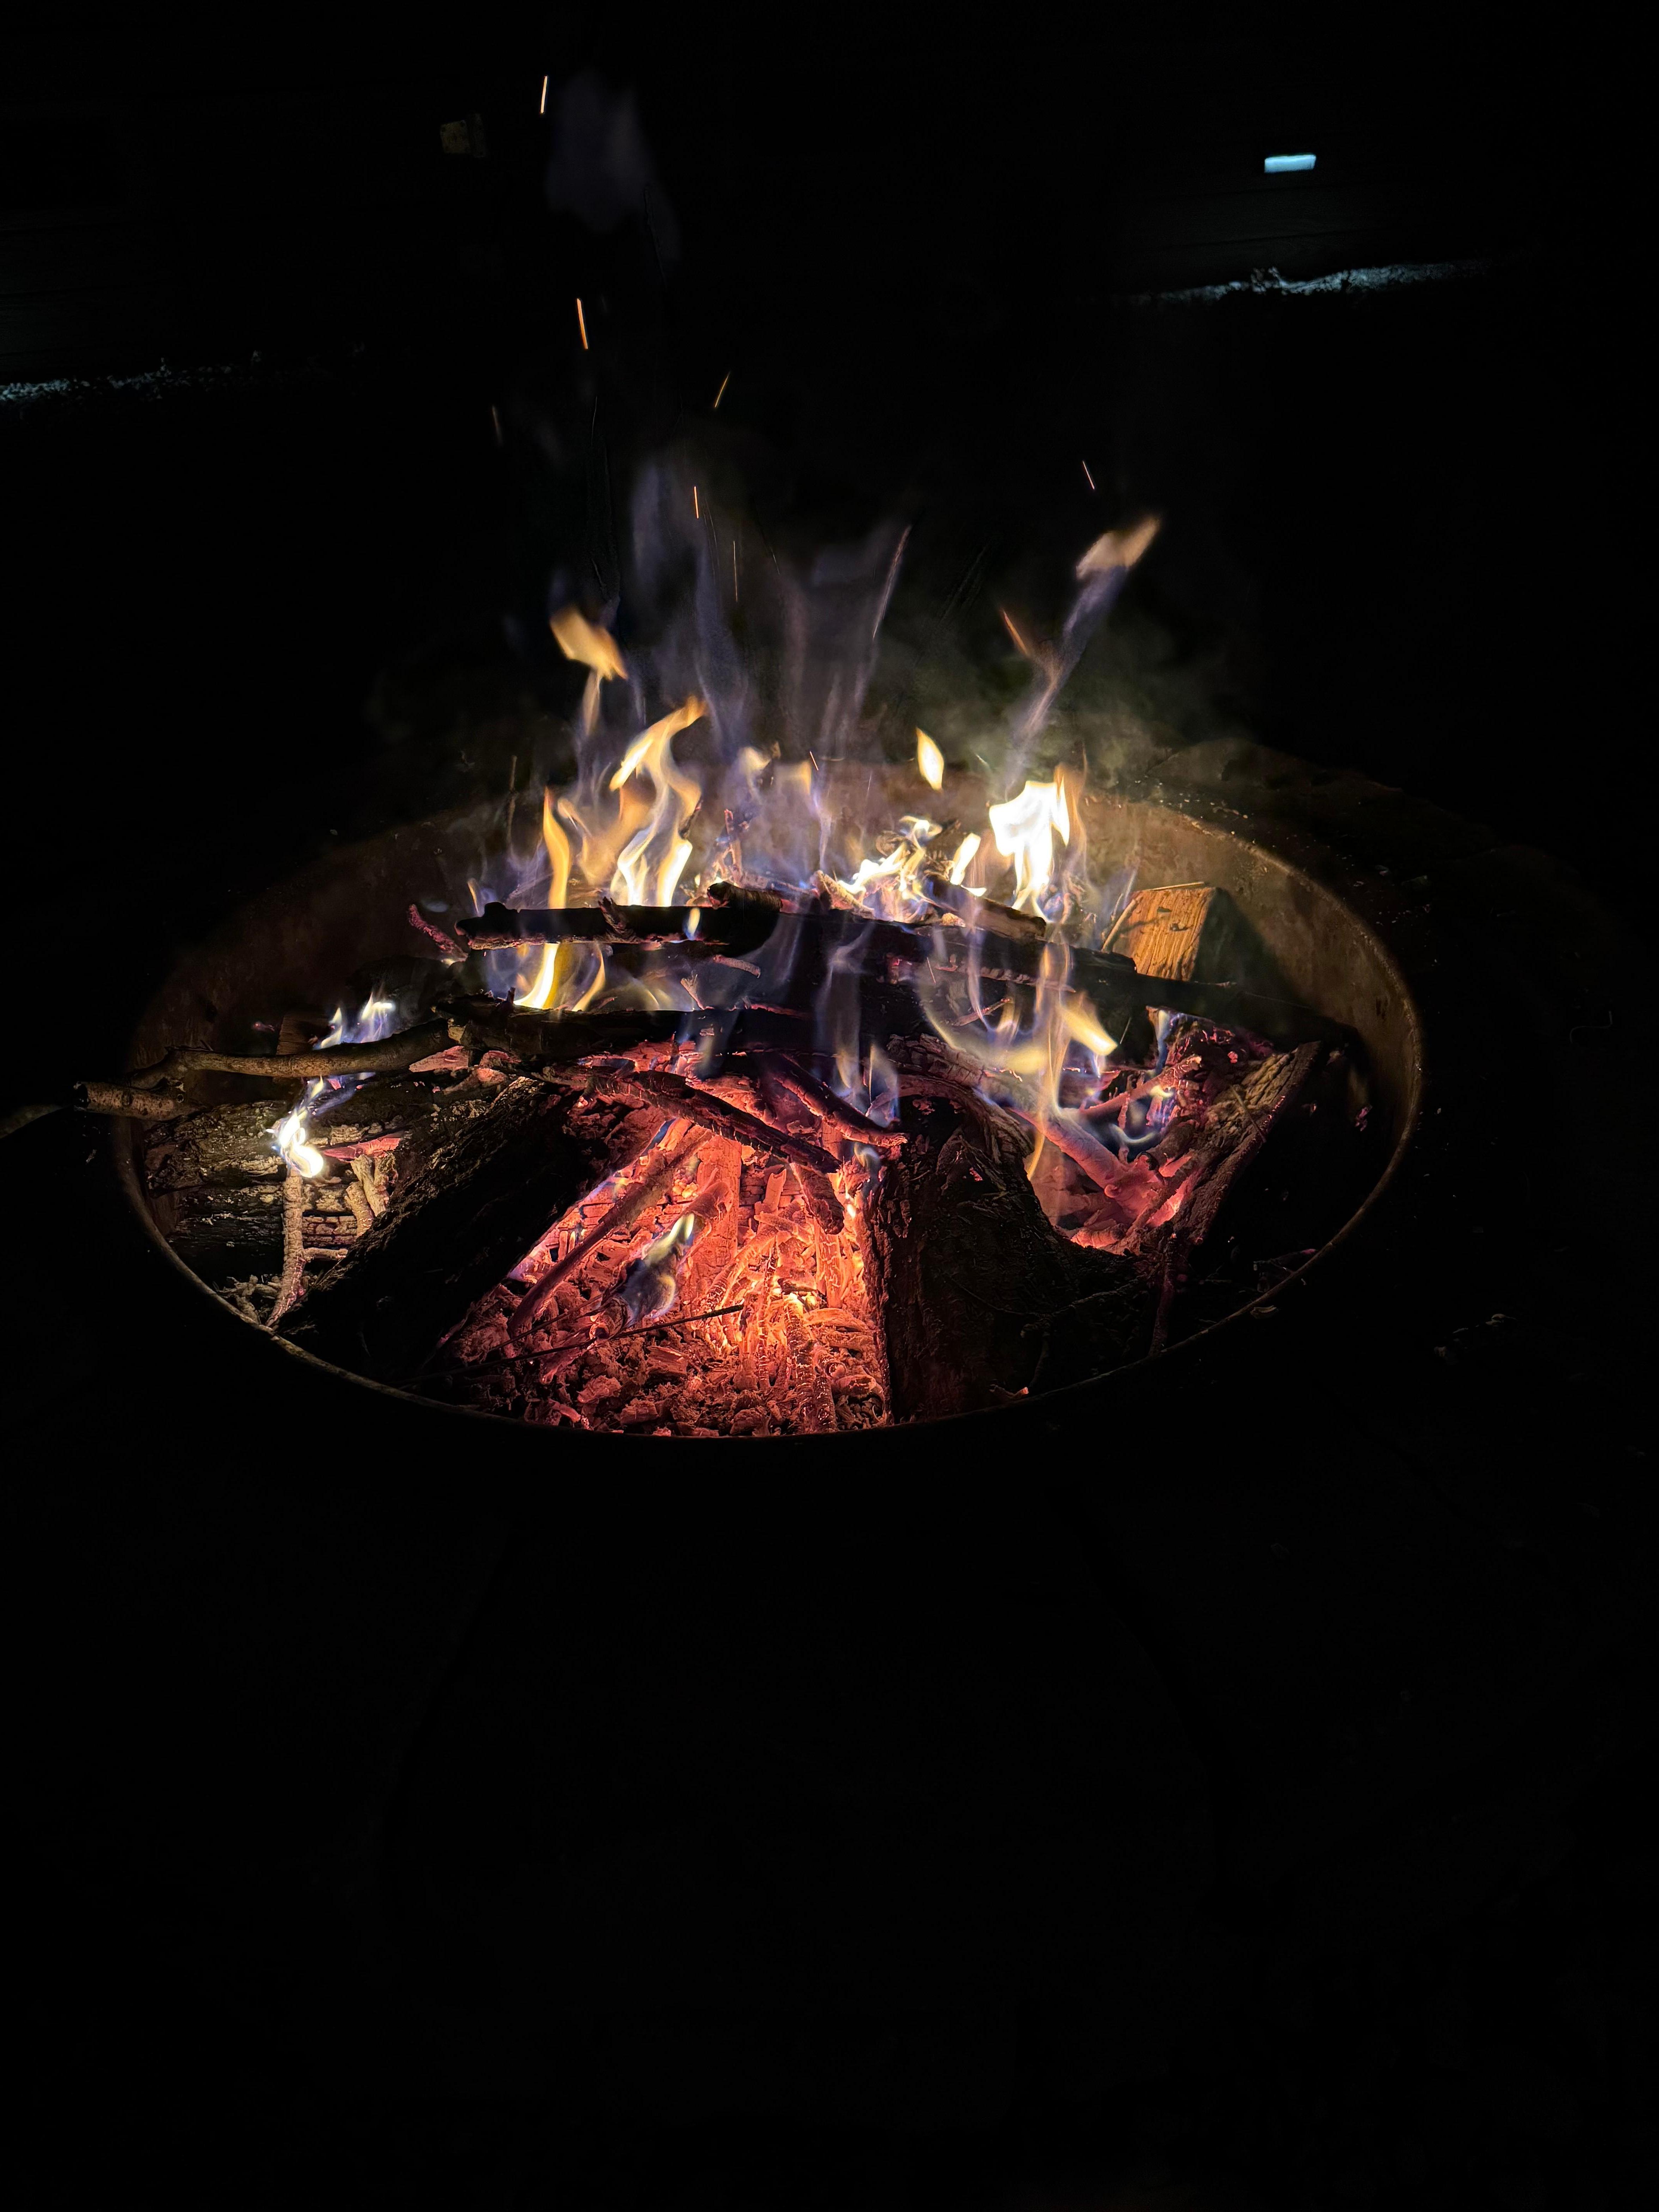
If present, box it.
[917,874,1048,943]
[863,1088,1153,1421]
[748,1051,905,1155]
[276,1075,603,1379]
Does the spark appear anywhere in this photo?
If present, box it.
[539,74,548,114]
[1001,609,1031,656]
[575,297,589,349]
[692,484,700,519]
[1081,457,1096,491]
[712,371,730,409]
[490,404,502,446]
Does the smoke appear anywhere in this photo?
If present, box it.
[544,72,680,261]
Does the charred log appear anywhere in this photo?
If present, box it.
[277,1075,601,1379]
[863,1094,1154,1422]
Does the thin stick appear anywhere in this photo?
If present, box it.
[74,1082,190,1120]
[750,1052,905,1153]
[439,1302,747,1383]
[510,1132,705,1337]
[565,1068,839,1178]
[124,1018,453,1091]
[269,1170,308,1323]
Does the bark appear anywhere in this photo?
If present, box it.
[863,1095,1154,1422]
[278,1076,600,1379]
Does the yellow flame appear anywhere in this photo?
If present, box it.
[1062,996,1118,1058]
[517,938,607,1013]
[916,728,944,789]
[988,777,1072,916]
[608,697,707,906]
[1077,514,1161,576]
[541,787,572,910]
[833,816,941,921]
[275,1106,326,1180]
[549,607,627,682]
[946,831,981,886]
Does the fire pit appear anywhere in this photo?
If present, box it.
[106,754,1419,1439]
[48,503,1417,1439]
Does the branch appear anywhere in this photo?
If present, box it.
[510,1131,706,1336]
[126,1017,454,1089]
[567,1068,840,1178]
[750,1051,905,1155]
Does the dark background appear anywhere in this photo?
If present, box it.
[3,12,1650,2209]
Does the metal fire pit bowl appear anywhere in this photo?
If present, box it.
[113,765,1424,1463]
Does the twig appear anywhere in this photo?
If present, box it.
[749,1051,905,1154]
[564,1068,840,1178]
[918,874,1049,943]
[510,1132,706,1338]
[74,1082,190,1121]
[437,1302,746,1383]
[126,1017,453,1089]
[406,903,466,959]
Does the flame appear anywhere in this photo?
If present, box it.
[1077,515,1161,577]
[541,786,572,909]
[275,1106,326,1180]
[619,1208,699,1324]
[550,607,627,681]
[988,776,1072,917]
[946,831,982,886]
[517,939,608,1013]
[832,815,941,922]
[270,993,398,1178]
[608,697,707,906]
[916,729,944,789]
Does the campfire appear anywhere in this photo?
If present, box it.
[74,496,1384,1436]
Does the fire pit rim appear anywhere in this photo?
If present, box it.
[112,775,1425,1439]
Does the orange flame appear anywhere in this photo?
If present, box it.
[608,697,707,906]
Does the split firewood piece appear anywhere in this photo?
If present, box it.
[1102,884,1221,981]
[1163,1040,1324,1253]
[508,1130,705,1338]
[747,1051,906,1154]
[560,1068,839,1179]
[276,1075,600,1379]
[863,1092,1154,1421]
[917,874,1049,943]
